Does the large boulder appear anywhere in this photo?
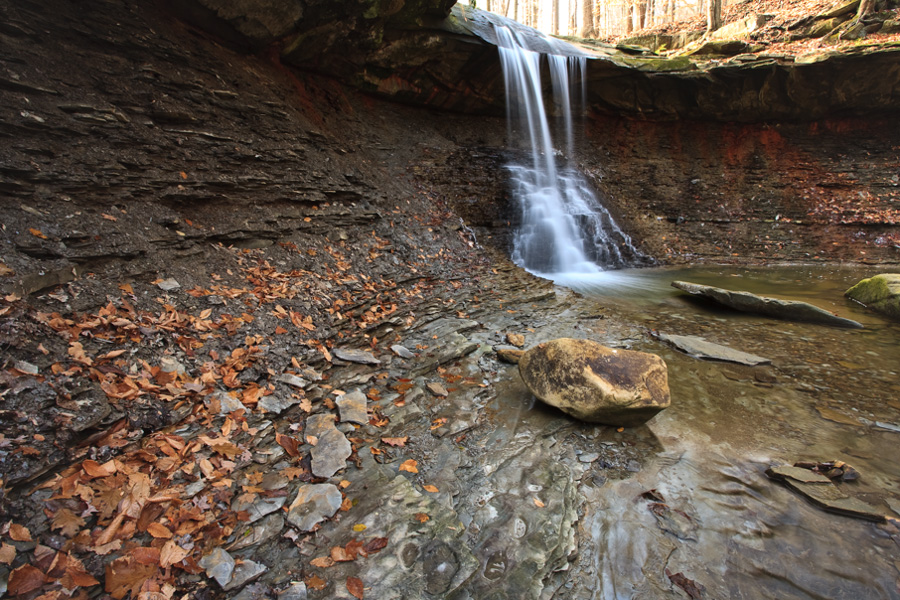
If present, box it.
[518,338,670,427]
[845,274,900,320]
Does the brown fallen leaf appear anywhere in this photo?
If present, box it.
[8,523,32,542]
[347,576,364,600]
[399,459,418,474]
[51,507,85,537]
[310,556,334,568]
[159,539,189,569]
[146,522,173,539]
[331,546,355,562]
[29,227,48,240]
[306,574,327,591]
[105,553,159,600]
[533,497,545,508]
[381,437,408,447]
[102,213,118,222]
[665,568,704,599]
[423,485,438,493]
[276,433,301,458]
[7,564,45,596]
[414,513,430,523]
[83,459,117,478]
[0,542,15,564]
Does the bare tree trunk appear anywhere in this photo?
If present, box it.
[856,0,874,21]
[625,1,634,33]
[551,0,560,34]
[578,0,597,37]
[706,0,721,32]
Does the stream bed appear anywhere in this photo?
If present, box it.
[547,264,900,599]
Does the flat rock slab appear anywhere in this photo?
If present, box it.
[655,332,770,365]
[336,389,368,424]
[199,547,235,588]
[231,494,287,524]
[223,559,267,591]
[305,414,337,439]
[391,344,416,359]
[334,348,381,365]
[311,427,352,478]
[206,391,244,415]
[287,483,343,532]
[766,466,886,522]
[230,512,285,551]
[766,465,833,484]
[672,280,863,328]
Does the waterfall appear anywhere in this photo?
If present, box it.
[496,27,645,276]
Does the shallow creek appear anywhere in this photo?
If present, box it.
[518,265,899,598]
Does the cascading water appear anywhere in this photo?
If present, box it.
[496,27,645,277]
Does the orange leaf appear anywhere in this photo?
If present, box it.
[306,574,327,591]
[0,542,15,564]
[399,459,418,474]
[82,459,117,478]
[50,508,85,537]
[414,512,430,523]
[331,546,355,563]
[347,576,364,599]
[533,497,545,508]
[310,556,334,568]
[147,522,173,539]
[423,485,438,493]
[29,227,48,240]
[8,523,32,542]
[381,437,408,447]
[105,554,158,600]
[7,564,45,596]
[119,283,134,295]
[102,213,118,222]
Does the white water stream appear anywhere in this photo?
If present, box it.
[496,27,643,276]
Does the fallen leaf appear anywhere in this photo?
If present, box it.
[347,576,364,599]
[51,508,85,537]
[362,537,388,555]
[665,568,704,599]
[533,497,545,508]
[83,459,117,478]
[381,437,408,447]
[106,553,158,600]
[310,556,334,568]
[352,524,367,532]
[306,574,327,591]
[0,262,13,276]
[399,459,418,474]
[414,513,430,523]
[29,227,48,239]
[8,523,32,541]
[331,546,355,563]
[147,522,173,539]
[0,542,15,564]
[7,564,45,596]
[102,213,118,222]
[423,485,438,493]
[276,433,301,458]
[159,539,189,569]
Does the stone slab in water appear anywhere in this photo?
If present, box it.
[655,332,771,365]
[672,280,863,328]
[766,466,886,522]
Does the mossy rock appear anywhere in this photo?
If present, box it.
[845,274,900,320]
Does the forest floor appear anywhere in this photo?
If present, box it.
[602,0,900,55]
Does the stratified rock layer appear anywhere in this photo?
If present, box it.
[518,338,670,427]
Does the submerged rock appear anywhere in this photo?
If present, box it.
[766,466,886,522]
[845,273,900,320]
[654,332,770,365]
[672,281,863,328]
[518,338,670,427]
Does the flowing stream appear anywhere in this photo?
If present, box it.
[557,265,900,598]
[496,27,644,276]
